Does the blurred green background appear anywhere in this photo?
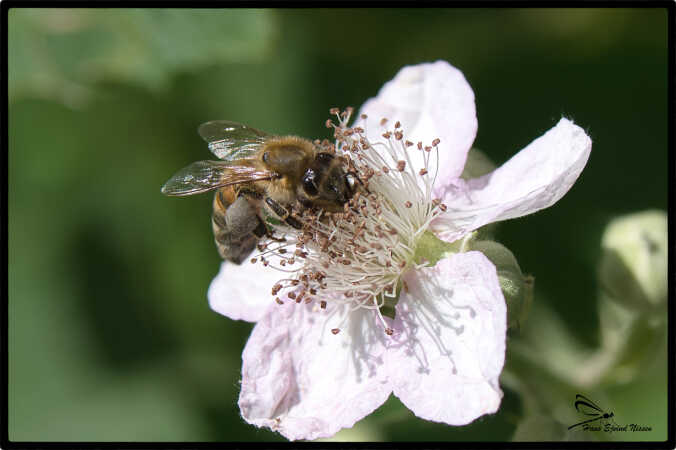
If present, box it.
[8,8,669,442]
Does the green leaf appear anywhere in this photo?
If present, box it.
[9,9,277,105]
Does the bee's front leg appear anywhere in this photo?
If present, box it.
[265,197,302,230]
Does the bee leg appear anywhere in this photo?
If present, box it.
[236,189,284,241]
[265,197,302,230]
[250,215,286,242]
[251,218,267,239]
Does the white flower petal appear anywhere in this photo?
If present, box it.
[433,118,591,242]
[386,252,506,425]
[355,60,477,192]
[238,301,392,441]
[207,253,282,322]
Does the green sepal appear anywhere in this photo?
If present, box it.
[469,240,533,330]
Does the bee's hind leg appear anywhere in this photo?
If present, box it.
[251,216,287,244]
[265,197,302,230]
[235,189,287,242]
[251,218,268,239]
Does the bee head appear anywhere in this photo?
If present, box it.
[299,152,356,211]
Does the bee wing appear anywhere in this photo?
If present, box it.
[198,120,270,161]
[161,160,274,197]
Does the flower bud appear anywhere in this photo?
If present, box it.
[598,210,667,313]
[469,240,533,329]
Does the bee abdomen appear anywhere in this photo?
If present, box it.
[212,193,260,264]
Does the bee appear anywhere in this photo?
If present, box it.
[161,121,358,264]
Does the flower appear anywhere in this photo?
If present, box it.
[208,60,592,440]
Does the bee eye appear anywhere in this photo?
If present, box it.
[302,169,318,196]
[345,173,357,190]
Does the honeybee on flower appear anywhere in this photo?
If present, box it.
[208,60,591,440]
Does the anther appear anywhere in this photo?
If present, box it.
[439,203,448,212]
[394,131,403,140]
[360,114,368,120]
[329,107,340,115]
[405,140,414,147]
[394,121,401,129]
[272,283,282,295]
[417,142,423,150]
[380,118,388,126]
[320,301,327,309]
[331,328,341,335]
[250,258,257,264]
[325,119,333,128]
[385,328,394,336]
[405,201,412,208]
[397,160,406,171]
[432,138,441,146]
[419,168,428,176]
[275,297,283,305]
[382,131,392,139]
[382,166,390,174]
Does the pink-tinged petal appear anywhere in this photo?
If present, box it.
[238,301,392,441]
[207,254,282,322]
[386,251,506,425]
[432,118,591,242]
[355,60,477,192]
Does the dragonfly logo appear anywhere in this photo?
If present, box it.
[568,394,616,430]
[567,394,652,433]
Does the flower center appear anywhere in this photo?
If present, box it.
[254,108,450,334]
